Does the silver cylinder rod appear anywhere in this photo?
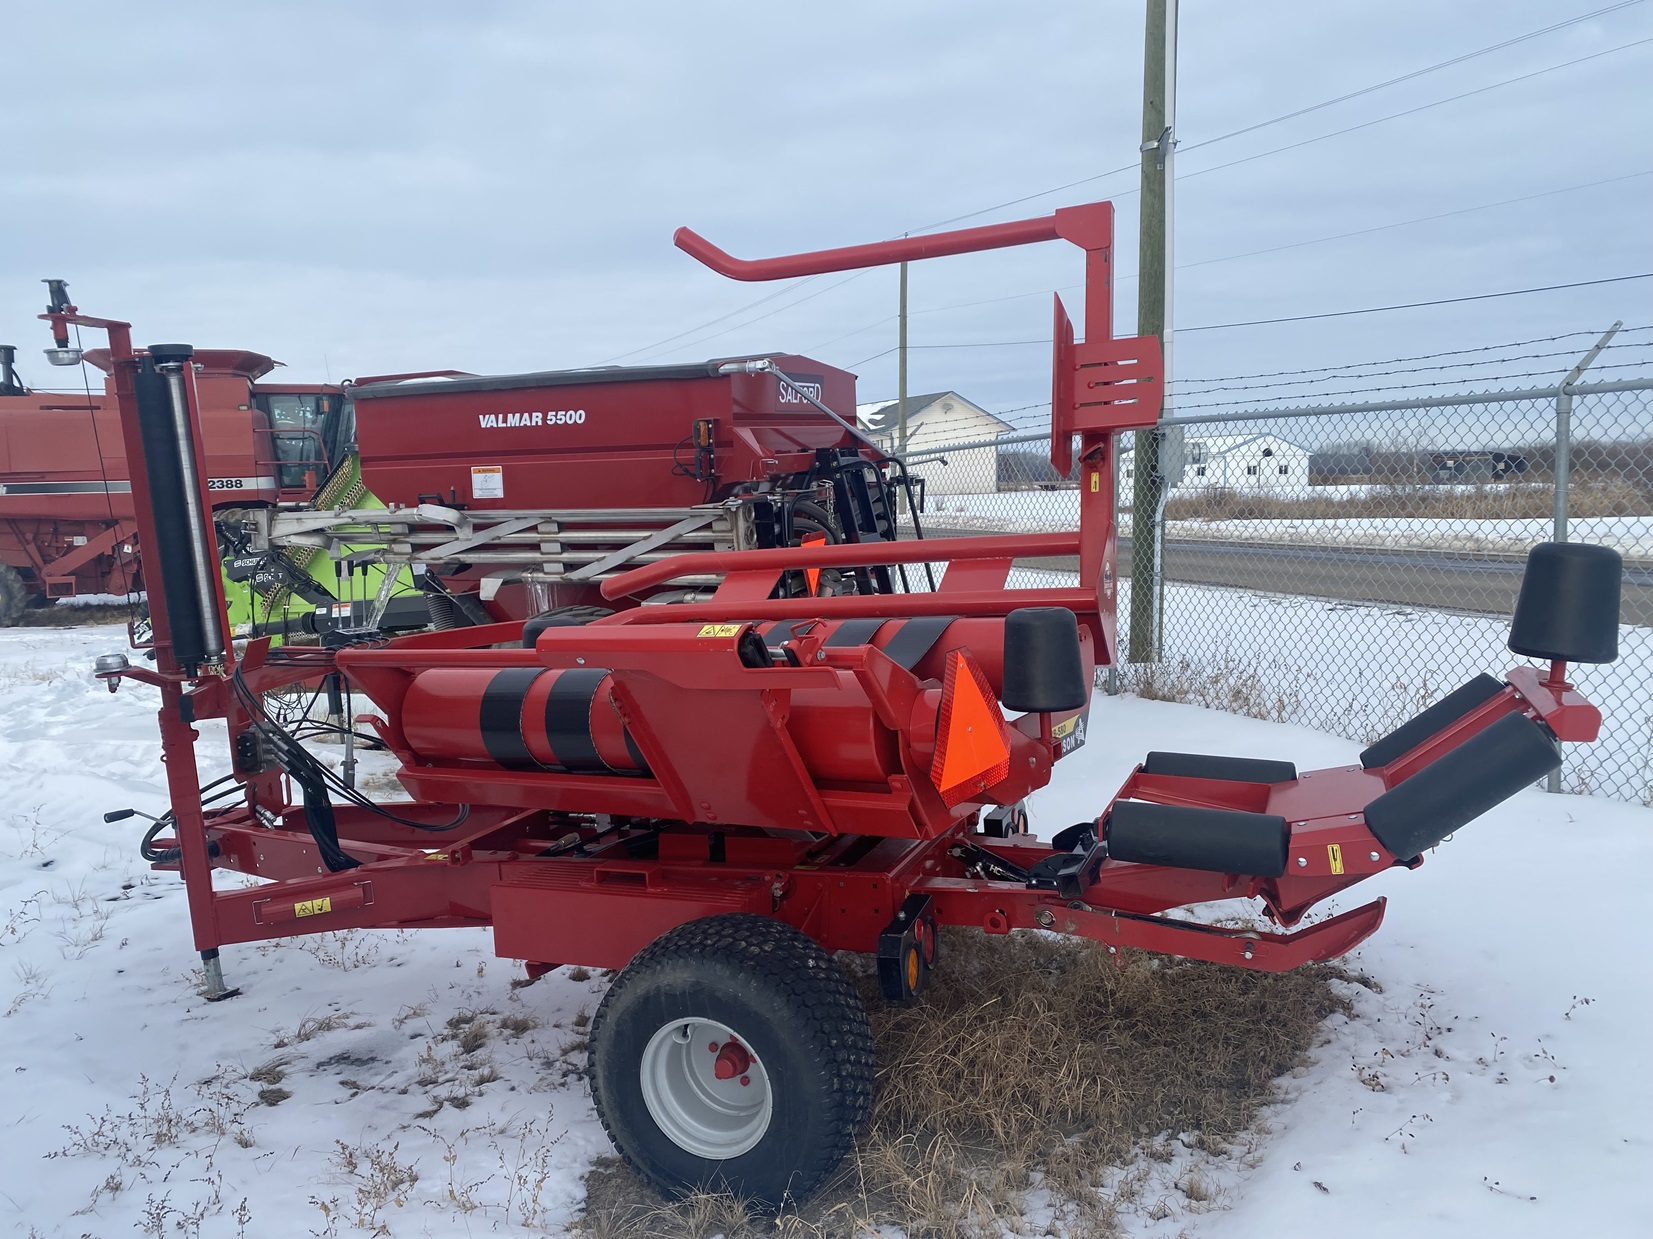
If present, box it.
[159,361,227,665]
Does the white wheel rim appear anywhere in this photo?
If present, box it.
[639,1017,773,1160]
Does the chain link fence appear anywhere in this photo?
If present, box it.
[898,376,1653,805]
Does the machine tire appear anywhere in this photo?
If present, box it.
[587,913,876,1206]
[0,563,29,627]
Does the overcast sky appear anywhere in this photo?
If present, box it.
[3,0,1650,422]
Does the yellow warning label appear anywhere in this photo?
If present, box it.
[698,623,741,638]
[294,897,332,919]
[1089,471,1100,493]
[1053,716,1079,739]
[1326,844,1344,875]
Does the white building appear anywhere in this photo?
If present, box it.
[857,392,1012,495]
[1120,432,1310,493]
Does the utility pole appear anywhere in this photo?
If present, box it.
[897,260,910,456]
[1128,0,1177,662]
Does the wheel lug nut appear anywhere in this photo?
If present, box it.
[739,1075,750,1087]
[708,1042,719,1053]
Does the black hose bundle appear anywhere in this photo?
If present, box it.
[228,662,469,873]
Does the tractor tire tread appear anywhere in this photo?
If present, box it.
[587,913,875,1203]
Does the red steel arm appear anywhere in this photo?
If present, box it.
[674,216,1065,280]
[600,532,1078,600]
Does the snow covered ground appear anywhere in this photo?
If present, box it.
[1,622,1650,1237]
[918,491,1653,558]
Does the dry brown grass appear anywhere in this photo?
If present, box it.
[1121,653,1304,724]
[1156,478,1649,524]
[576,930,1358,1238]
[16,601,136,627]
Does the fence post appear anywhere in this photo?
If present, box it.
[1107,431,1122,695]
[1546,322,1622,790]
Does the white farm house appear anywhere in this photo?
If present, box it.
[1121,432,1310,493]
[857,392,1011,495]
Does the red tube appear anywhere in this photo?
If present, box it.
[402,668,642,773]
[674,216,1063,282]
[601,531,1079,600]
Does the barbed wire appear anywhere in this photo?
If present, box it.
[1173,326,1653,387]
[1166,359,1653,413]
[1175,340,1653,398]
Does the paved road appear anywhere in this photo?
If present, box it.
[923,527,1653,626]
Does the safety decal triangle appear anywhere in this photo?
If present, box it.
[930,648,1012,808]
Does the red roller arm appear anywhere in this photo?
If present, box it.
[674,216,1065,281]
[601,532,1078,600]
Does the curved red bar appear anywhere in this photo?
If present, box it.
[673,215,1063,281]
[600,531,1078,599]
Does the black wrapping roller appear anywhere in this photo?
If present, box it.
[1106,801,1290,878]
[1363,712,1561,860]
[1142,751,1298,784]
[1360,674,1504,771]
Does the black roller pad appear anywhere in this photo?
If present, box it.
[1002,607,1088,713]
[1509,541,1622,664]
[1141,751,1298,784]
[1106,801,1290,878]
[1363,712,1561,860]
[1360,674,1504,771]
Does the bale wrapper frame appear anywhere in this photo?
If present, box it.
[60,199,1621,1204]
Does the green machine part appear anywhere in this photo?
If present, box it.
[223,457,420,642]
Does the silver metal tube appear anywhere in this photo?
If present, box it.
[1552,322,1623,547]
[340,548,726,566]
[160,365,226,665]
[1553,387,1573,546]
[1543,322,1620,794]
[386,528,728,546]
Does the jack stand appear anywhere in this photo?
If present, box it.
[200,948,241,1003]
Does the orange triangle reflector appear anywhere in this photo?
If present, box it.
[931,648,1012,807]
[801,531,827,596]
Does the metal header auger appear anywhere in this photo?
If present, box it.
[63,200,1622,1205]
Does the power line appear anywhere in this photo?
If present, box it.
[615,6,1653,367]
[1174,326,1653,386]
[1178,0,1648,157]
[801,168,1653,360]
[594,273,831,365]
[910,0,1649,231]
[624,269,875,364]
[1178,272,1653,334]
[1178,36,1653,189]
[1173,168,1653,274]
[842,273,1653,365]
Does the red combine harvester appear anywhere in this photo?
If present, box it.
[74,200,1621,1204]
[0,282,348,622]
